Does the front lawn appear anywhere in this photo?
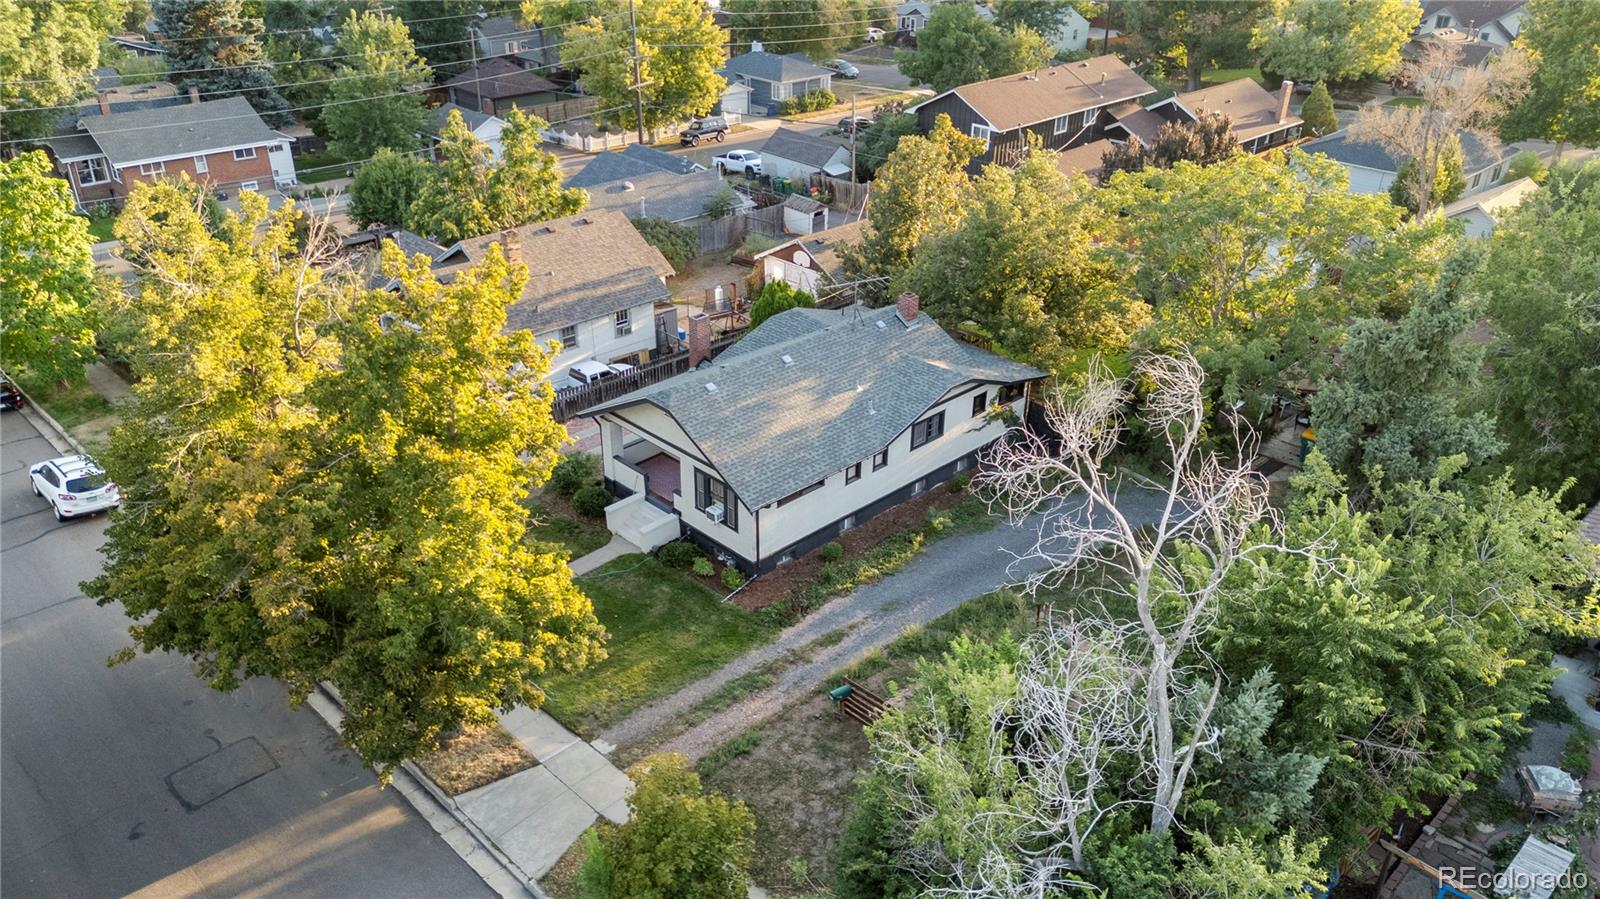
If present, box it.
[83,214,117,242]
[294,149,357,184]
[526,496,612,558]
[14,371,115,431]
[1201,65,1267,88]
[1385,95,1426,108]
[538,555,774,737]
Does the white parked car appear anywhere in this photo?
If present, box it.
[865,27,885,42]
[29,454,119,521]
[567,360,618,386]
[713,149,763,175]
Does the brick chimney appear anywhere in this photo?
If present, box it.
[1278,80,1295,123]
[189,85,200,104]
[481,95,495,116]
[896,291,920,326]
[688,312,712,367]
[97,92,111,115]
[500,227,521,258]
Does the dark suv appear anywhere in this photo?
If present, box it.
[679,116,729,146]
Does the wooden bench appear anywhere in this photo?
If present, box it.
[829,677,889,726]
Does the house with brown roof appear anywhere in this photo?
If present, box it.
[1416,0,1527,45]
[426,210,675,382]
[1145,79,1303,153]
[906,55,1157,170]
[443,56,566,117]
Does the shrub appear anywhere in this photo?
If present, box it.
[820,541,843,563]
[1299,81,1337,137]
[721,567,745,590]
[658,541,703,570]
[550,452,598,498]
[949,472,971,492]
[748,280,815,328]
[574,827,613,899]
[692,557,715,577]
[1563,728,1593,773]
[1506,149,1548,184]
[703,185,740,220]
[779,88,837,115]
[572,485,611,518]
[605,753,755,896]
[630,216,698,270]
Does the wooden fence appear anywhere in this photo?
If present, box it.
[808,174,869,213]
[692,214,747,253]
[745,204,787,237]
[550,327,749,422]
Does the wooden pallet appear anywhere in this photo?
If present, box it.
[835,677,888,725]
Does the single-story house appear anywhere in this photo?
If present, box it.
[582,167,755,225]
[1039,7,1093,52]
[752,219,865,296]
[429,210,675,379]
[1301,126,1515,196]
[759,127,852,182]
[47,95,296,208]
[715,80,753,117]
[722,45,835,115]
[471,13,557,69]
[1442,175,1536,237]
[444,56,566,117]
[425,102,506,161]
[1415,0,1526,45]
[909,55,1158,170]
[896,1,932,32]
[1146,79,1302,153]
[567,142,705,188]
[587,294,1044,572]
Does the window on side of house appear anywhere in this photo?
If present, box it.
[1053,114,1072,136]
[971,391,988,417]
[75,157,109,185]
[138,161,165,176]
[694,468,738,530]
[998,382,1025,404]
[240,180,259,192]
[233,147,257,160]
[971,123,993,150]
[910,410,945,450]
[614,308,631,338]
[558,324,578,349]
[845,462,861,484]
[194,155,208,174]
[873,447,889,470]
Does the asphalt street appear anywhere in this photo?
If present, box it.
[1,409,493,898]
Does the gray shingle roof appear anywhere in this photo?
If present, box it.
[723,50,834,84]
[429,102,497,134]
[444,57,560,100]
[432,210,674,335]
[567,143,703,188]
[1303,126,1513,174]
[475,14,535,39]
[78,96,282,166]
[588,304,1043,508]
[583,168,750,223]
[762,127,848,169]
[922,55,1156,132]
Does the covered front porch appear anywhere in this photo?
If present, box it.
[601,421,685,551]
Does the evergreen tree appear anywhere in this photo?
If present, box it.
[0,152,100,385]
[748,281,815,328]
[1300,81,1337,136]
[324,8,433,160]
[153,0,292,125]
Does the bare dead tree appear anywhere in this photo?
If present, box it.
[976,351,1303,836]
[1349,41,1530,216]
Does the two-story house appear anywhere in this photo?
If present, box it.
[907,55,1158,170]
[1144,79,1303,154]
[428,210,675,382]
[48,95,296,208]
[470,13,557,69]
[586,294,1044,573]
[1415,0,1526,45]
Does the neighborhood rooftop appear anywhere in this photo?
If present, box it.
[763,127,851,171]
[443,57,560,100]
[1303,125,1512,173]
[1159,78,1301,142]
[922,55,1157,131]
[61,96,282,167]
[721,49,836,83]
[588,304,1042,509]
[432,209,672,335]
[567,143,702,188]
[429,101,497,134]
[581,167,746,223]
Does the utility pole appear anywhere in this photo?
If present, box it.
[627,0,647,146]
[849,93,858,181]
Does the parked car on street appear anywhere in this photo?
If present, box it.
[829,59,860,79]
[837,115,871,134]
[865,27,885,42]
[713,149,763,175]
[567,360,619,386]
[679,116,729,146]
[29,454,119,521]
[0,376,25,411]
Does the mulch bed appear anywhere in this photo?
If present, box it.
[729,484,972,612]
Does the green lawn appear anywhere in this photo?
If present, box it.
[526,497,612,558]
[14,372,115,431]
[83,214,116,242]
[1385,96,1426,108]
[1200,65,1268,88]
[294,150,357,184]
[538,555,774,737]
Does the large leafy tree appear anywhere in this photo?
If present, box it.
[88,180,606,772]
[842,113,983,303]
[1119,0,1264,91]
[347,148,433,230]
[263,1,341,137]
[1103,150,1456,419]
[896,1,1053,93]
[992,0,1102,35]
[1387,136,1467,215]
[0,0,128,142]
[1311,250,1503,485]
[153,0,292,125]
[1500,0,1600,155]
[559,0,726,136]
[323,8,433,160]
[408,107,587,243]
[903,148,1148,372]
[595,753,756,899]
[723,0,864,59]
[1474,161,1600,503]
[1252,0,1422,84]
[0,151,99,385]
[395,0,517,76]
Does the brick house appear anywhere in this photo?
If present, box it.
[48,95,296,209]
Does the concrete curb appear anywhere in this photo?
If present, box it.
[304,685,547,899]
[14,387,87,456]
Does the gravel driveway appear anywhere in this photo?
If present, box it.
[598,487,1171,759]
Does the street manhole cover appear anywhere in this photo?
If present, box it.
[165,737,279,810]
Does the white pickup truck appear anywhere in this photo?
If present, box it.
[713,149,763,175]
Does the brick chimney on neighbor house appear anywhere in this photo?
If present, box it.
[896,291,920,326]
[97,92,111,115]
[500,227,522,258]
[188,85,200,104]
[1278,80,1295,123]
[688,312,712,367]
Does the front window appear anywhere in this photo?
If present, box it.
[138,161,165,176]
[873,448,889,470]
[194,154,208,174]
[233,147,257,160]
[845,462,861,483]
[75,157,109,185]
[971,124,993,149]
[1053,114,1073,136]
[614,309,632,338]
[910,411,945,450]
[998,383,1025,404]
[559,324,578,349]
[694,469,738,530]
[972,392,988,417]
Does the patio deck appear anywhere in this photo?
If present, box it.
[637,452,680,504]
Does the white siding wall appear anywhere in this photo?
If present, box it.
[539,299,658,381]
[1343,164,1397,194]
[763,251,823,294]
[1448,207,1497,239]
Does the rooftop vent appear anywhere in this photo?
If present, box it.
[875,320,887,329]
[781,354,794,365]
[705,382,718,393]
[622,181,635,191]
